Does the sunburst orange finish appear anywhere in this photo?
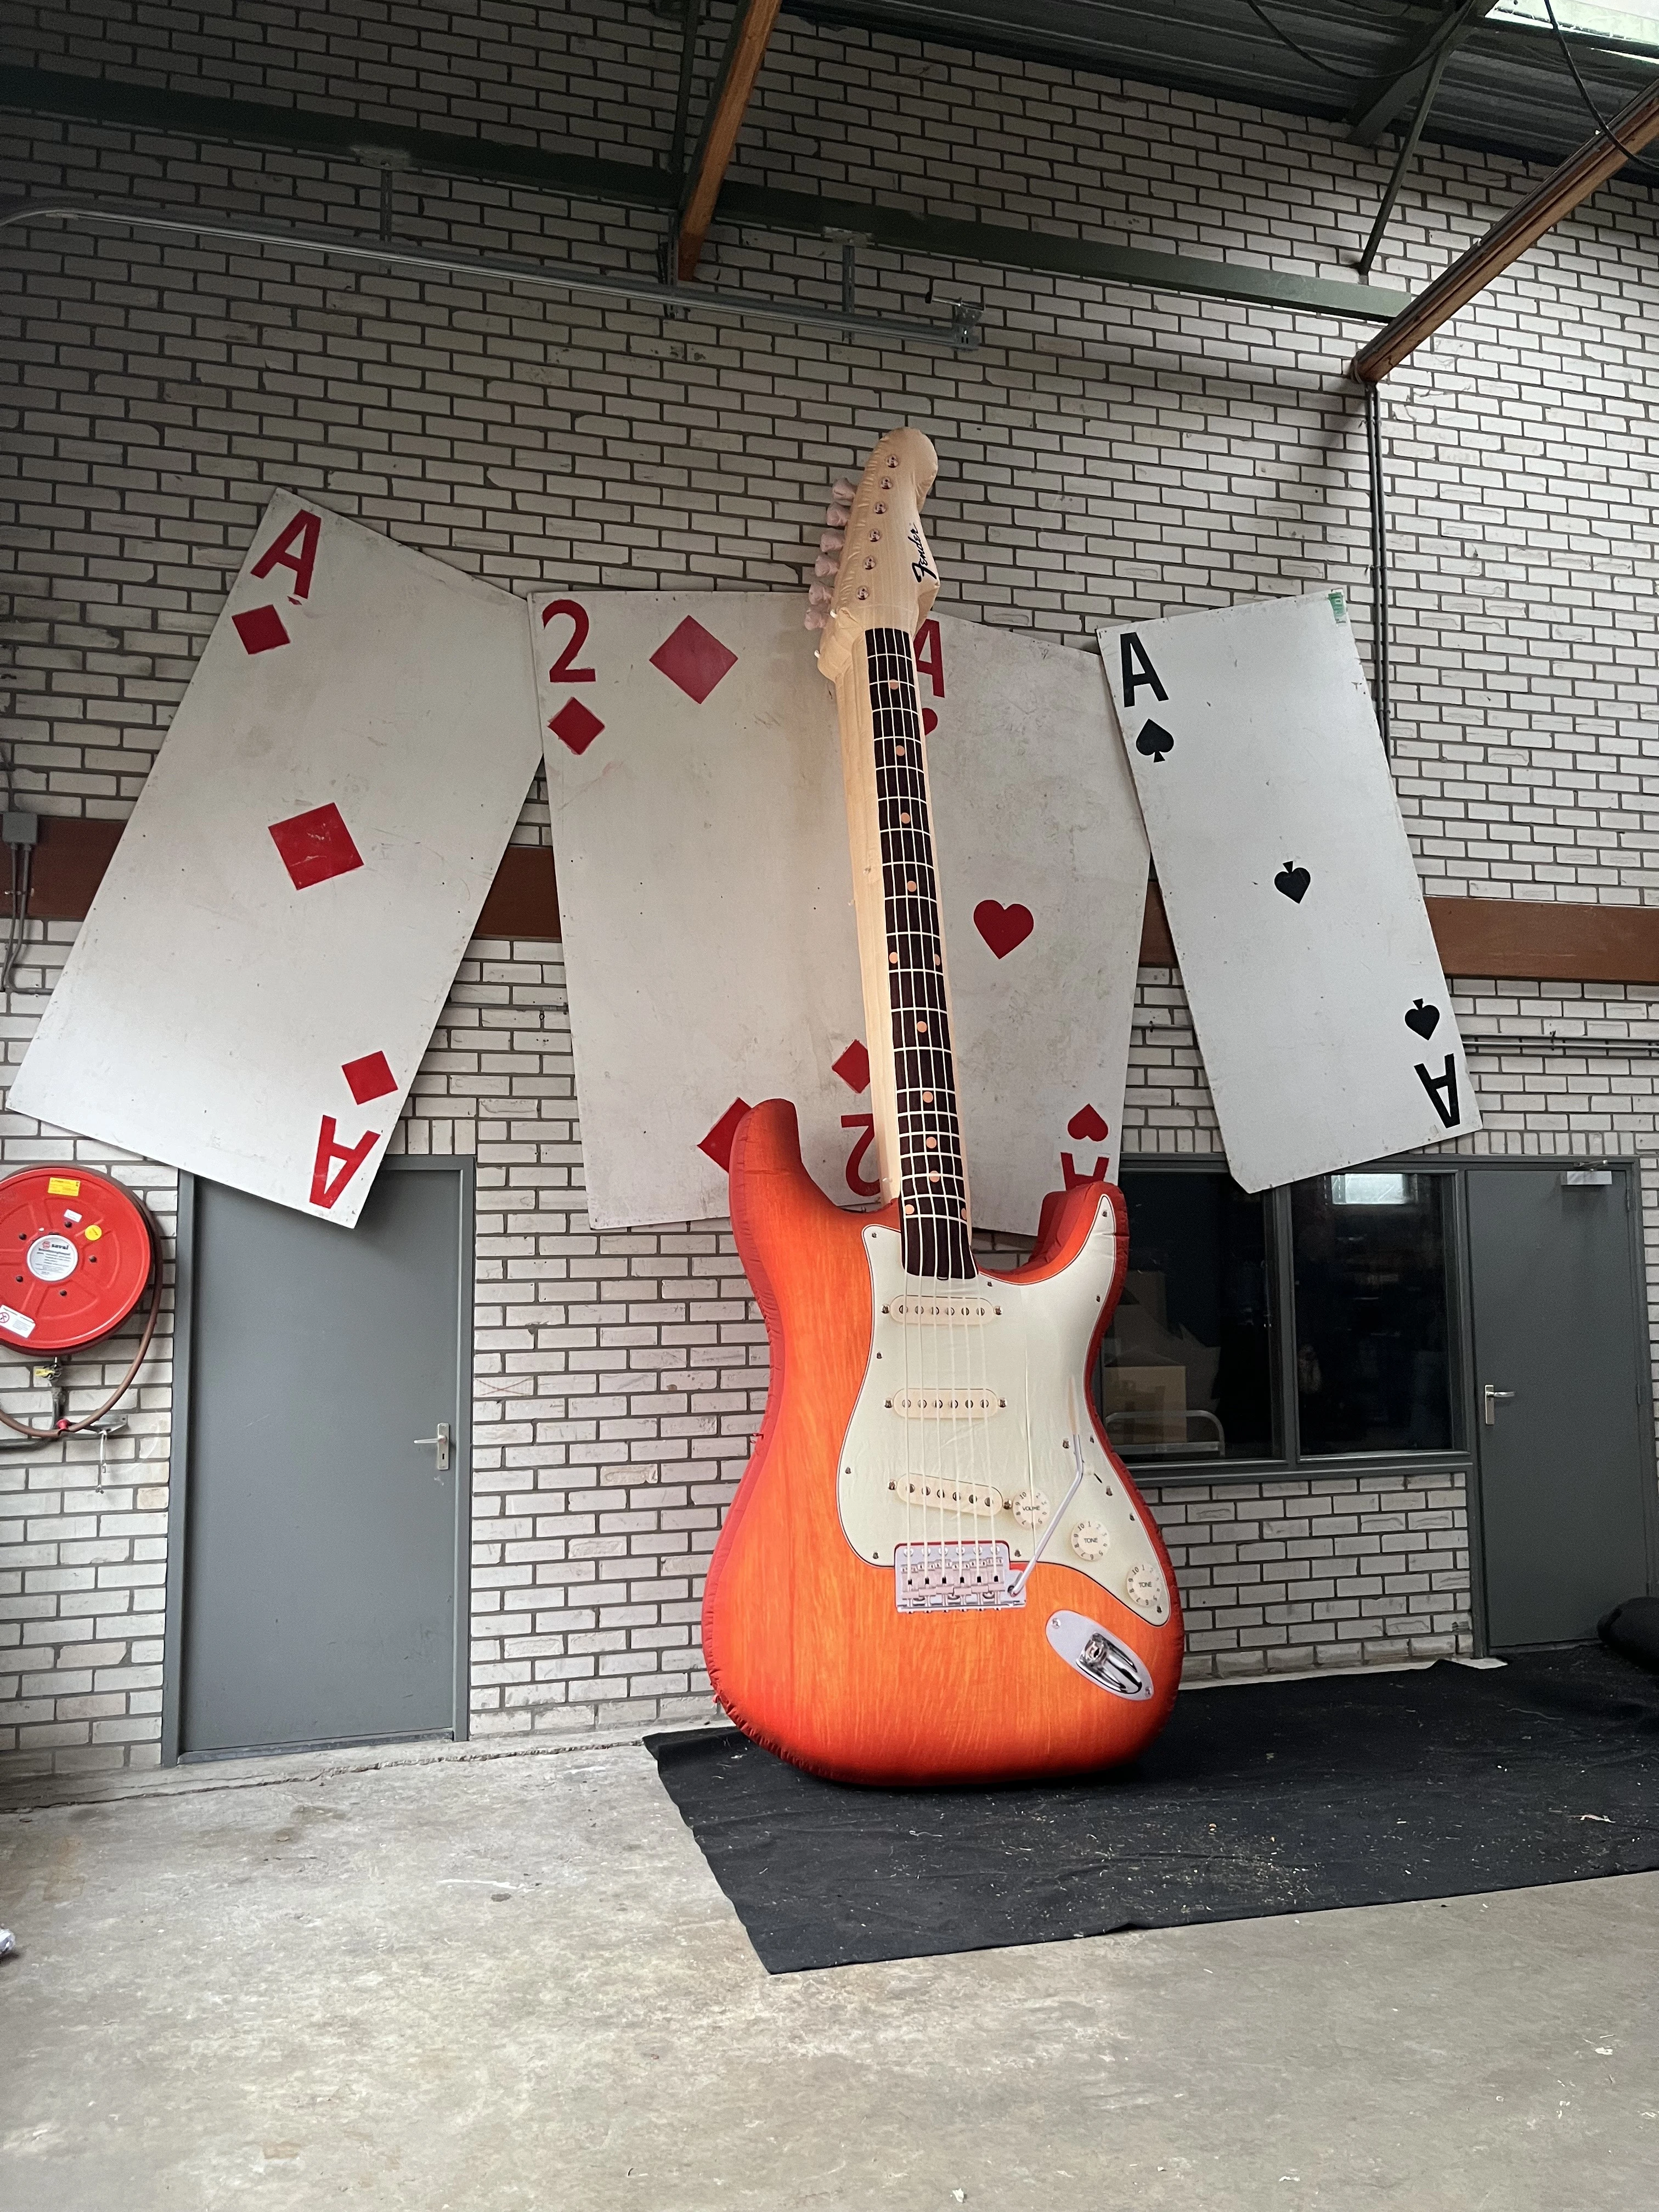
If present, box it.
[702,1101,1186,1786]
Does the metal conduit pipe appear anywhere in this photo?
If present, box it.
[0,198,985,354]
[1365,382,1392,757]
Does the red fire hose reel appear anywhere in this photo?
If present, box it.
[0,1166,160,1443]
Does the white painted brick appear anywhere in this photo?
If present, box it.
[4,1,1658,1766]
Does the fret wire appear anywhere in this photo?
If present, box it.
[865,626,974,1276]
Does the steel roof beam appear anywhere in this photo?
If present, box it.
[1347,0,1502,147]
[0,64,1409,323]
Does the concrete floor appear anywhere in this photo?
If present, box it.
[1,1737,1656,2212]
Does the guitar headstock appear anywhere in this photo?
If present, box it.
[813,428,940,684]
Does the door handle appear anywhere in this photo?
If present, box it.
[414,1420,452,1473]
[1482,1385,1516,1428]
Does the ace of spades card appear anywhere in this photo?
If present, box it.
[10,492,541,1226]
[1100,589,1479,1194]
[535,592,1148,1234]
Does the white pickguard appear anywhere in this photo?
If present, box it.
[836,1204,1172,1627]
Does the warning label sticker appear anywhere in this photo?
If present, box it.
[0,1305,36,1339]
[47,1177,81,1197]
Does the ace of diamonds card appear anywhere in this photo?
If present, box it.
[10,492,541,1226]
[1099,589,1478,1194]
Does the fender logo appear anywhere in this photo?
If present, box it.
[909,524,936,583]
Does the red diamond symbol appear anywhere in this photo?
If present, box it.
[550,697,605,755]
[697,1097,752,1172]
[268,803,364,891]
[342,1051,397,1105]
[233,603,291,655]
[833,1041,871,1094]
[650,617,738,705]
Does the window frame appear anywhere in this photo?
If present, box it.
[1103,1154,1473,1487]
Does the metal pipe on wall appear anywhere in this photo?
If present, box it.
[1365,383,1392,756]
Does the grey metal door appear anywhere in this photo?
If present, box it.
[1468,1165,1653,1649]
[176,1161,469,1757]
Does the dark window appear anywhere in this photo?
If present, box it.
[1096,1165,1460,1471]
[1291,1171,1455,1455]
[1097,1173,1277,1462]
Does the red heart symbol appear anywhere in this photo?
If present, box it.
[1067,1104,1109,1143]
[974,900,1034,958]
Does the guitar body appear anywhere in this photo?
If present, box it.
[703,1101,1184,1786]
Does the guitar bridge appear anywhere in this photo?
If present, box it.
[894,1539,1024,1613]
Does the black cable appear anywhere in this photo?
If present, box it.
[1541,0,1659,181]
[1238,0,1376,84]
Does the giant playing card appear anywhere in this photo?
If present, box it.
[10,493,540,1224]
[1100,589,1478,1193]
[537,592,1147,1233]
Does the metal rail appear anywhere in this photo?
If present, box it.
[0,198,984,353]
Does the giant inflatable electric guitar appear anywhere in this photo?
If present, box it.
[701,429,1183,1784]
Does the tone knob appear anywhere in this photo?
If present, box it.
[1124,1562,1167,1617]
[1069,1519,1109,1562]
[1009,1489,1049,1528]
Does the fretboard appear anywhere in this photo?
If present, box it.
[866,627,977,1282]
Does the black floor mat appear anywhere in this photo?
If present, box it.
[646,1648,1659,1973]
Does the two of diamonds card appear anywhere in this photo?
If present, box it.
[1101,590,1477,1194]
[9,493,542,1226]
[536,592,1149,1234]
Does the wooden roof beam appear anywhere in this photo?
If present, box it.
[676,0,782,281]
[1352,70,1659,382]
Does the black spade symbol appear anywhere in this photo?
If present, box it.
[1136,719,1175,763]
[1404,998,1441,1040]
[1273,860,1311,904]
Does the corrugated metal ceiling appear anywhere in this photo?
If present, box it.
[785,0,1659,167]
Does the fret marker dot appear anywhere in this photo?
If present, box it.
[929,1172,941,1183]
[906,879,916,890]
[922,1091,933,1103]
[915,1020,928,1035]
[924,1137,938,1150]
[895,743,906,757]
[889,952,899,966]
[900,811,911,824]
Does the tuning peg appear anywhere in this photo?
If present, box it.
[806,580,833,607]
[813,553,839,578]
[819,530,845,554]
[831,479,857,503]
[825,504,850,527]
[804,608,826,630]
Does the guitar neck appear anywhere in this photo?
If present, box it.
[834,622,976,1281]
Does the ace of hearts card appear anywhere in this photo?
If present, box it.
[1099,589,1479,1193]
[10,492,542,1226]
[535,592,1149,1234]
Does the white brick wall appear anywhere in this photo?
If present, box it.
[4,1,1659,1770]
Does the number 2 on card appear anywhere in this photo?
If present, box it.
[540,599,596,684]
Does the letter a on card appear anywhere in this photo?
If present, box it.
[10,492,542,1226]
